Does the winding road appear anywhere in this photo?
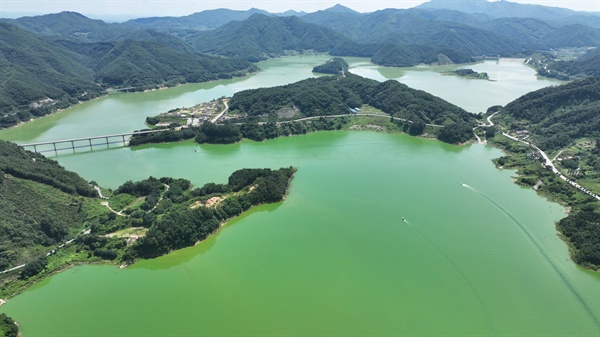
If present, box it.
[210,100,229,124]
[487,113,600,201]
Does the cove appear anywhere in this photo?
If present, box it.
[2,131,600,336]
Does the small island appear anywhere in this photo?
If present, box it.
[130,72,476,147]
[312,57,349,75]
[451,68,490,80]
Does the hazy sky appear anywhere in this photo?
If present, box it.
[0,0,598,19]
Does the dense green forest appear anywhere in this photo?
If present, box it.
[301,9,527,56]
[0,313,18,337]
[491,78,600,269]
[452,68,489,79]
[497,77,600,150]
[0,18,256,128]
[229,73,473,126]
[120,8,271,35]
[185,14,346,62]
[185,14,472,66]
[132,73,475,145]
[416,0,598,24]
[558,210,600,268]
[0,140,97,273]
[0,23,103,127]
[130,167,296,258]
[312,57,349,74]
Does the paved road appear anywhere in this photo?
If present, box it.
[500,129,600,201]
[210,100,229,124]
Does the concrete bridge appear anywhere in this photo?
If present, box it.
[20,129,168,154]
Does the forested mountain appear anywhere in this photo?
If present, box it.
[0,21,256,128]
[3,11,162,43]
[185,14,347,62]
[417,0,598,24]
[541,25,600,48]
[497,77,600,151]
[301,7,598,55]
[301,9,526,56]
[185,13,472,66]
[120,8,270,35]
[477,17,556,49]
[0,23,102,127]
[2,11,110,38]
[229,73,473,125]
[83,40,256,87]
[0,140,96,272]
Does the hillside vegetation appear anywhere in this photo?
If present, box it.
[492,78,600,269]
[497,77,600,151]
[186,14,346,62]
[133,73,476,146]
[0,23,102,127]
[312,57,349,74]
[229,73,473,125]
[0,140,97,273]
[0,18,256,128]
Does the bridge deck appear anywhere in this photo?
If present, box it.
[21,129,167,147]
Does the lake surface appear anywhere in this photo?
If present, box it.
[0,56,597,336]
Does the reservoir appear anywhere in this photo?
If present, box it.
[0,56,597,336]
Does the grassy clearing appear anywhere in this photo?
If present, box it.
[108,194,138,211]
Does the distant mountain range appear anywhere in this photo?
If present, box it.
[417,0,599,25]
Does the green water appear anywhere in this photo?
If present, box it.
[0,56,598,336]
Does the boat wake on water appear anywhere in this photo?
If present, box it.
[461,182,600,326]
[400,215,496,333]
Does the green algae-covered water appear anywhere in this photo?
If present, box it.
[0,56,597,336]
[4,133,600,336]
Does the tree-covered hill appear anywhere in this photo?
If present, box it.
[0,22,256,128]
[2,11,190,46]
[185,14,347,62]
[416,0,598,24]
[120,8,270,35]
[541,25,600,49]
[90,40,257,87]
[185,13,472,66]
[497,77,600,151]
[492,77,600,270]
[1,11,110,39]
[229,73,473,125]
[301,9,526,56]
[301,7,598,56]
[0,23,102,127]
[0,140,96,272]
[312,57,349,74]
